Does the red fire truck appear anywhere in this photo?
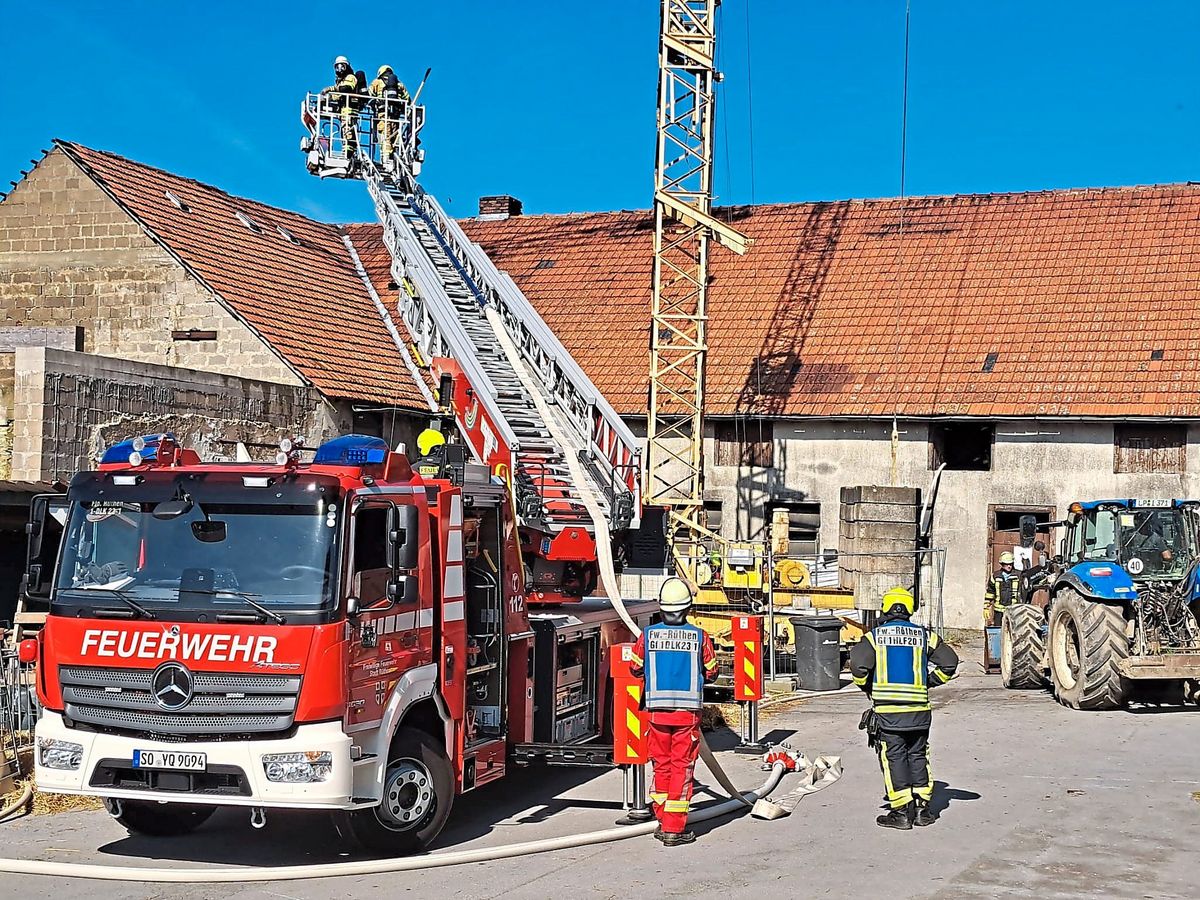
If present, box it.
[23,431,652,852]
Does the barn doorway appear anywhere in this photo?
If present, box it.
[986,505,1055,582]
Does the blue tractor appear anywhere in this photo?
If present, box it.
[1001,499,1200,709]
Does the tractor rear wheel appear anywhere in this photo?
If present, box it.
[1000,603,1046,689]
[1048,591,1129,710]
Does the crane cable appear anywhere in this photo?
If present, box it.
[889,0,912,484]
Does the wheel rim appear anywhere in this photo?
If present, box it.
[1053,610,1081,692]
[377,757,436,832]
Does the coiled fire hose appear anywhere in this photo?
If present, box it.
[0,781,32,824]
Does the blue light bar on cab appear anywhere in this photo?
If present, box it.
[100,433,178,465]
[313,434,389,466]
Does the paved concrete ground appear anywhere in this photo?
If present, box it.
[3,667,1199,899]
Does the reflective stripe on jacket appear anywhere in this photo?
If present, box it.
[643,623,706,711]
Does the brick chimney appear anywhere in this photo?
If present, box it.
[478,195,523,220]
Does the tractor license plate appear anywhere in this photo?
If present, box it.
[132,749,207,771]
[1133,499,1171,508]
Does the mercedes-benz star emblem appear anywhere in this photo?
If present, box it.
[152,662,194,711]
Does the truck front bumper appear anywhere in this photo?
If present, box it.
[1117,654,1200,680]
[34,710,355,809]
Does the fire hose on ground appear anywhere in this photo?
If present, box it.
[0,781,32,824]
[0,756,841,883]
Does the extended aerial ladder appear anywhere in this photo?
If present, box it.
[300,87,641,603]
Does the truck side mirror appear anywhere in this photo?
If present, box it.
[386,574,419,606]
[389,504,420,571]
[24,494,68,603]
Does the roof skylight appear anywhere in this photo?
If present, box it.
[235,211,263,233]
[164,190,189,212]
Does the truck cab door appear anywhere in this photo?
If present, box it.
[346,500,424,731]
[22,493,69,612]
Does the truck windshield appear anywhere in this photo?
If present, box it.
[1082,508,1194,579]
[55,499,339,613]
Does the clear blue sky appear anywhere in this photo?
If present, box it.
[3,1,1197,223]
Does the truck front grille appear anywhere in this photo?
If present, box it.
[59,665,302,738]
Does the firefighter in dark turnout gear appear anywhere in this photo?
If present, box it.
[321,56,362,159]
[984,551,1021,626]
[368,64,409,169]
[849,586,959,829]
[629,577,718,847]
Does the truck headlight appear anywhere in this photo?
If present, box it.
[38,738,83,771]
[262,751,333,783]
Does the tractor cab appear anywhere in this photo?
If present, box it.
[1060,499,1200,584]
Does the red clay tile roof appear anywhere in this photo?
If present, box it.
[64,137,1200,419]
[437,186,1200,418]
[57,141,427,409]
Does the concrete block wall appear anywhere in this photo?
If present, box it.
[0,149,298,385]
[11,347,349,483]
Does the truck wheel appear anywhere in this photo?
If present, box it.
[1048,592,1129,710]
[346,726,453,854]
[1000,604,1046,689]
[109,800,216,836]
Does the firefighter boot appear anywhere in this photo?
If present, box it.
[661,831,697,847]
[876,803,915,830]
[914,799,937,827]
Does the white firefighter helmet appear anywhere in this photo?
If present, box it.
[658,577,694,615]
[334,55,351,68]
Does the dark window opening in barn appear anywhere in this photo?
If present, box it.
[768,501,821,557]
[703,499,724,536]
[1114,424,1186,474]
[352,409,385,438]
[714,420,774,468]
[929,422,994,471]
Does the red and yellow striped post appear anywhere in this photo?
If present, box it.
[611,642,653,824]
[733,615,764,702]
[611,643,649,765]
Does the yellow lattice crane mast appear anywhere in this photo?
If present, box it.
[647,0,766,675]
